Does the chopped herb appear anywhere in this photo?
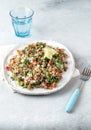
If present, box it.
[30,53,34,57]
[53,53,58,58]
[57,58,62,64]
[10,76,15,80]
[22,71,28,76]
[29,69,33,73]
[23,59,30,65]
[53,75,60,82]
[44,57,50,62]
[56,63,61,69]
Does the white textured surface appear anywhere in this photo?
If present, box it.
[0,0,91,130]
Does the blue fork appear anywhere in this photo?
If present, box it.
[66,67,91,113]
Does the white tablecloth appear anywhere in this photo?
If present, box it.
[0,0,91,130]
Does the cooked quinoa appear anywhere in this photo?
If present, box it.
[6,42,68,90]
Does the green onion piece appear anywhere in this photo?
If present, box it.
[53,53,58,58]
[53,75,60,82]
[10,76,15,80]
[30,53,34,57]
[23,59,30,65]
[22,71,27,76]
[57,58,62,64]
[44,57,50,62]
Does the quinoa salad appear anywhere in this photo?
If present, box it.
[6,42,68,90]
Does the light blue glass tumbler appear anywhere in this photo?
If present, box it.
[9,7,34,37]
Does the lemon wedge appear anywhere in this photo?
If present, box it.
[44,46,57,59]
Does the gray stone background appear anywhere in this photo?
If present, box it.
[0,0,91,130]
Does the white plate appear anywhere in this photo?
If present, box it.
[3,40,78,95]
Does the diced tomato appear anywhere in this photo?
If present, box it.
[6,66,10,71]
[51,82,57,88]
[17,50,22,55]
[59,70,62,73]
[37,70,42,74]
[30,58,36,63]
[47,86,53,90]
[51,68,56,73]
[28,85,32,89]
[38,49,43,52]
[57,48,64,54]
[31,44,35,48]
[49,61,53,65]
[47,82,57,90]
[13,55,17,59]
[38,61,42,65]
[41,82,47,89]
[29,64,33,68]
[59,75,63,79]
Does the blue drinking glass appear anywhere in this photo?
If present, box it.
[9,7,34,37]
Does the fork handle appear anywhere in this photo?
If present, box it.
[66,88,80,113]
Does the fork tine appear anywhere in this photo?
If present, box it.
[82,67,87,75]
[85,67,89,76]
[81,66,91,81]
[89,69,91,77]
[87,67,91,77]
[89,66,91,76]
[85,67,90,79]
[81,67,86,80]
